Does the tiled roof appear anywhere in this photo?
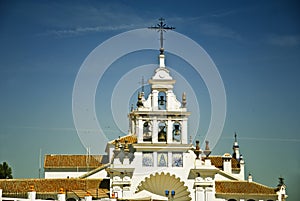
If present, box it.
[109,135,137,144]
[73,189,109,198]
[44,155,104,169]
[204,156,240,169]
[215,181,277,195]
[0,178,107,195]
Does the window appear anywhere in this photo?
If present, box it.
[143,121,152,141]
[142,152,153,167]
[172,121,181,142]
[158,152,168,167]
[172,152,183,167]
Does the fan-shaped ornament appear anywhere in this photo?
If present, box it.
[137,172,191,201]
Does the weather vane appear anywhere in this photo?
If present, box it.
[148,18,175,54]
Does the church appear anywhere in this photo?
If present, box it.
[0,20,288,201]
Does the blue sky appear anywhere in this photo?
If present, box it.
[0,0,299,199]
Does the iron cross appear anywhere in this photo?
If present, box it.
[148,18,175,54]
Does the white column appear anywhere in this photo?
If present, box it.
[123,186,131,198]
[205,187,214,201]
[152,117,158,143]
[167,118,173,142]
[152,90,158,110]
[166,90,171,110]
[195,187,204,201]
[0,189,2,201]
[131,119,135,134]
[153,152,157,167]
[168,152,172,167]
[181,118,188,143]
[138,118,143,143]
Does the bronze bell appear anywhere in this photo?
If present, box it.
[158,132,166,141]
[159,95,165,105]
[158,126,166,141]
[173,124,180,135]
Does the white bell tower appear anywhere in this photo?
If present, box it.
[128,19,190,146]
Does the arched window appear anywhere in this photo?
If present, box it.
[158,121,167,142]
[143,121,152,141]
[158,91,166,110]
[172,121,181,142]
[228,199,237,201]
[247,199,255,201]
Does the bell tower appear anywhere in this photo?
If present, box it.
[128,19,190,146]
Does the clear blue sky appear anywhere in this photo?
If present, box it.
[0,0,299,199]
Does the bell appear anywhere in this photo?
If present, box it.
[174,124,180,135]
[158,131,166,141]
[159,95,165,105]
[158,126,166,141]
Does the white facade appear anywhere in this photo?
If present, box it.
[104,51,286,201]
[41,35,287,201]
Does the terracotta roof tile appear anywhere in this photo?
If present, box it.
[215,181,277,195]
[203,156,240,169]
[109,135,137,144]
[0,178,105,194]
[44,155,104,169]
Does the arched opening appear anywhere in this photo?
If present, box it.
[143,121,152,141]
[172,121,181,142]
[158,91,166,110]
[228,199,237,201]
[247,199,255,201]
[158,121,167,142]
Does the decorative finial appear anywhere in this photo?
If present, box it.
[139,76,146,93]
[234,132,237,142]
[124,140,130,152]
[182,92,186,108]
[278,177,285,187]
[148,18,175,54]
[114,140,120,150]
[203,141,211,157]
[193,140,202,159]
[248,173,253,182]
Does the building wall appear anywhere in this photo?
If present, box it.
[44,169,107,179]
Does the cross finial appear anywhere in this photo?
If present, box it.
[148,18,175,54]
